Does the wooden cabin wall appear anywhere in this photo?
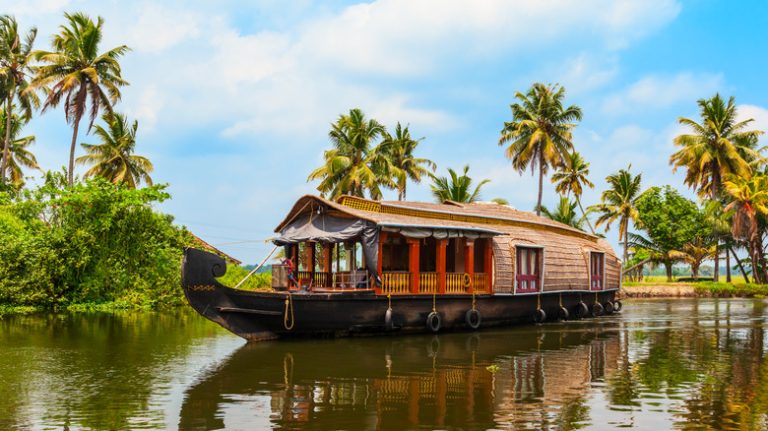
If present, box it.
[492,230,620,293]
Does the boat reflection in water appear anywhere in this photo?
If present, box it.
[179,322,620,430]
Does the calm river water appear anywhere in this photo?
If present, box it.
[1,298,767,430]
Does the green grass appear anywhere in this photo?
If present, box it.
[693,282,768,298]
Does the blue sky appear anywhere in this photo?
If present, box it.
[9,0,768,263]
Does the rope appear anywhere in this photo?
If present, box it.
[472,290,477,311]
[387,293,392,311]
[594,292,598,304]
[537,293,541,310]
[234,245,279,289]
[283,292,295,330]
[432,292,437,313]
[559,293,563,308]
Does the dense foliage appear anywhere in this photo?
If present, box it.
[0,174,191,309]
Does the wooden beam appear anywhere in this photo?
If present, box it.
[464,239,475,293]
[322,243,332,273]
[436,239,447,294]
[407,238,420,294]
[305,242,316,284]
[484,239,493,293]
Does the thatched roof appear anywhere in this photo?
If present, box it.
[189,233,242,265]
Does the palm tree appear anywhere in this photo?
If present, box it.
[491,197,509,205]
[379,122,435,200]
[76,112,153,188]
[670,94,764,281]
[628,233,679,282]
[723,173,768,283]
[670,237,717,281]
[540,196,584,230]
[0,105,38,187]
[430,165,489,203]
[31,12,129,186]
[551,151,595,233]
[498,82,582,215]
[308,108,387,199]
[590,166,643,272]
[0,15,39,183]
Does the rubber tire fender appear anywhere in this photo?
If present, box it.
[465,309,481,330]
[533,308,547,324]
[603,301,614,314]
[613,300,623,312]
[427,311,442,333]
[575,302,589,319]
[591,302,604,317]
[558,306,569,321]
[384,308,393,330]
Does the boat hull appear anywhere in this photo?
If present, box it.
[182,248,618,341]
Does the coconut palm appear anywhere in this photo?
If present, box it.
[589,166,643,272]
[308,108,388,199]
[31,12,129,186]
[498,83,582,215]
[671,94,764,281]
[670,237,717,281]
[551,151,595,233]
[430,165,489,203]
[0,105,38,187]
[723,173,768,283]
[0,15,39,183]
[540,196,584,230]
[491,197,509,205]
[76,112,153,188]
[379,122,435,200]
[627,233,679,282]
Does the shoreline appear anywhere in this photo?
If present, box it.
[621,283,768,299]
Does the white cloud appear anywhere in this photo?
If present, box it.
[738,105,768,147]
[602,72,724,114]
[126,5,201,53]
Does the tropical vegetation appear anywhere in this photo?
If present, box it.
[429,165,490,203]
[498,82,582,215]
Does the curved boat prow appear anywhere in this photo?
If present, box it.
[182,247,281,341]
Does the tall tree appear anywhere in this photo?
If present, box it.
[76,112,153,188]
[551,151,595,233]
[429,165,489,203]
[307,108,387,199]
[0,15,38,183]
[670,94,764,280]
[379,122,435,200]
[634,186,705,281]
[498,82,582,215]
[590,166,643,273]
[0,104,38,187]
[723,173,768,283]
[540,196,584,230]
[31,12,129,186]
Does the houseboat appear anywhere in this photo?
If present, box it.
[182,195,622,341]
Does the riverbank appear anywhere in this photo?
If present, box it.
[622,281,768,298]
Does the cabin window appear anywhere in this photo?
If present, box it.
[590,252,604,290]
[516,246,542,293]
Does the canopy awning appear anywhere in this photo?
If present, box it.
[380,223,504,239]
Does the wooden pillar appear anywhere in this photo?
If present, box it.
[322,244,332,273]
[376,232,387,295]
[436,239,447,294]
[464,239,475,293]
[407,238,420,294]
[484,239,493,293]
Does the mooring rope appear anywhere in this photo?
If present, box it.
[472,290,477,311]
[387,293,392,311]
[284,292,295,330]
[234,244,279,289]
[432,292,437,313]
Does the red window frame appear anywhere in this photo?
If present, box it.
[516,246,542,293]
[590,252,604,290]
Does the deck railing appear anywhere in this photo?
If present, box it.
[419,272,439,293]
[446,273,467,293]
[473,273,488,292]
[381,272,410,294]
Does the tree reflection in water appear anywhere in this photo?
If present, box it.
[1,299,767,430]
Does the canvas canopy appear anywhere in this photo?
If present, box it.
[273,213,380,274]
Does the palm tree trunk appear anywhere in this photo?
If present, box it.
[729,245,750,284]
[711,180,720,282]
[536,153,543,216]
[725,248,731,282]
[0,91,15,182]
[576,197,595,234]
[68,116,81,186]
[665,260,673,282]
[622,221,629,280]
